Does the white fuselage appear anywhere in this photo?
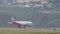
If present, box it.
[14,21,32,25]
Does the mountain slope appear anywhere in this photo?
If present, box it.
[0,7,60,28]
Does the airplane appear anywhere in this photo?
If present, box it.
[8,16,32,29]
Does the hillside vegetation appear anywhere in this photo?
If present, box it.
[0,7,60,28]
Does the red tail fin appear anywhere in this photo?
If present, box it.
[12,16,15,22]
[11,16,18,25]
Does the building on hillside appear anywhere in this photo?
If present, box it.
[16,0,44,3]
[41,0,48,4]
[16,0,31,3]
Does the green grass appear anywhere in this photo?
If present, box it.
[0,28,60,34]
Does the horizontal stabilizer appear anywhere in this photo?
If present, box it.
[8,22,12,24]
